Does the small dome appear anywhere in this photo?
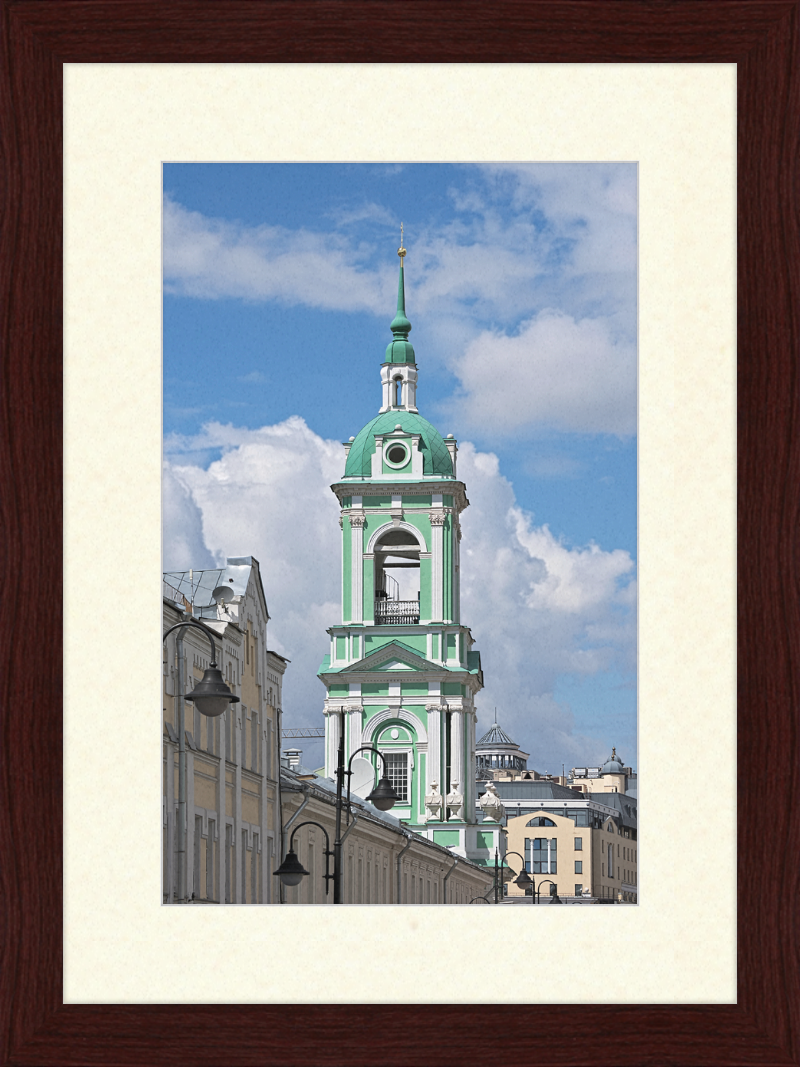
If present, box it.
[602,747,625,774]
[477,722,516,747]
[343,410,454,479]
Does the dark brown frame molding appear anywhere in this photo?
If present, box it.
[1,2,798,1064]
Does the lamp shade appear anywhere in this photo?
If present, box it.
[273,847,309,887]
[184,667,239,717]
[366,775,399,811]
[514,869,533,888]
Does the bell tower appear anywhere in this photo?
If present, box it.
[318,235,502,870]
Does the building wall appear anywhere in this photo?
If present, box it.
[504,810,638,903]
[163,583,285,905]
[280,786,493,905]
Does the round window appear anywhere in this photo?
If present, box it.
[385,442,409,467]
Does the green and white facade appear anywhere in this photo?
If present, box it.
[319,249,503,867]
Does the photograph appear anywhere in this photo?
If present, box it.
[161,161,638,906]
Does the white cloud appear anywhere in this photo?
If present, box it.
[163,195,393,312]
[440,310,636,436]
[162,464,216,570]
[163,422,636,771]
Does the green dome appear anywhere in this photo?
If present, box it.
[344,411,454,479]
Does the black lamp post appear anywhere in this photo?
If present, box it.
[275,707,399,903]
[274,821,334,895]
[163,617,238,903]
[494,849,532,902]
[534,878,563,905]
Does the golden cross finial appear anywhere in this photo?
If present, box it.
[398,222,406,261]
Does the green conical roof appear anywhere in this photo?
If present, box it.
[385,261,415,365]
[344,411,454,479]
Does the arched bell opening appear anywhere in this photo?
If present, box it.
[374,528,420,624]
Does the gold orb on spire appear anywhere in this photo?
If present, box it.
[398,221,407,261]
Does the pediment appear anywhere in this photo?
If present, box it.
[378,659,416,671]
[348,640,441,675]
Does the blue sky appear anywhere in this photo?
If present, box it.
[162,162,637,773]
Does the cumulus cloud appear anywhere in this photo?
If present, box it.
[162,464,216,570]
[456,443,635,765]
[164,164,637,439]
[163,421,636,771]
[440,309,636,436]
[163,195,393,312]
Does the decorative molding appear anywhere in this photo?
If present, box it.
[428,511,447,525]
[349,513,366,528]
[366,519,428,554]
[362,707,428,745]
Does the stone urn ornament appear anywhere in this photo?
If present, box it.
[446,781,463,818]
[424,781,443,822]
[478,781,505,822]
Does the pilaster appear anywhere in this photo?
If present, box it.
[350,514,365,623]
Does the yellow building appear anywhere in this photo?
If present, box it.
[503,805,638,903]
[162,557,286,904]
[280,766,494,905]
[481,775,638,903]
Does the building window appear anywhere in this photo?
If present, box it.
[527,837,557,874]
[225,824,233,903]
[575,884,583,896]
[574,837,583,850]
[252,833,259,904]
[193,816,202,898]
[575,860,583,874]
[241,830,248,904]
[608,844,614,879]
[207,820,215,900]
[526,816,556,827]
[384,751,409,802]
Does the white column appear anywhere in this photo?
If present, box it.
[348,705,364,755]
[325,704,341,779]
[464,708,476,823]
[425,704,442,793]
[429,511,445,621]
[350,515,365,623]
[450,711,464,819]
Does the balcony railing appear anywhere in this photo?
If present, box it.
[374,599,420,625]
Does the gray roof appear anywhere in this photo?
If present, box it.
[483,778,638,829]
[164,556,268,621]
[476,722,517,747]
[593,789,638,829]
[483,780,584,802]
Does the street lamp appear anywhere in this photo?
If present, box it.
[494,849,532,903]
[275,707,399,903]
[163,616,238,903]
[534,878,563,905]
[274,821,334,894]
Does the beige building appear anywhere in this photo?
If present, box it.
[504,805,638,903]
[570,748,638,798]
[280,766,494,905]
[162,557,286,904]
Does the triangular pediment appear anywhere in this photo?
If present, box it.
[345,640,442,675]
[378,659,416,671]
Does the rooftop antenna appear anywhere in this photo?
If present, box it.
[189,569,194,612]
[211,584,235,614]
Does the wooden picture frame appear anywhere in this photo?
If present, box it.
[1,2,798,1063]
